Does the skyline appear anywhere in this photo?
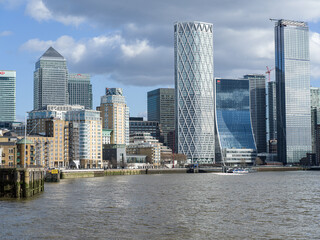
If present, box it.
[2,0,320,121]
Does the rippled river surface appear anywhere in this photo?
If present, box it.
[1,171,320,239]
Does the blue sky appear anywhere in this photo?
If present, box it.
[1,0,320,121]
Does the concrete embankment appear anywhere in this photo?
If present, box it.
[60,166,307,179]
[0,168,45,198]
[61,169,146,179]
[61,168,189,179]
[146,168,188,174]
[253,166,303,172]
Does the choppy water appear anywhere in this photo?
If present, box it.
[1,171,320,239]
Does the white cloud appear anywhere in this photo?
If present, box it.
[21,34,172,86]
[0,30,13,37]
[25,0,85,26]
[310,32,320,79]
[21,38,54,52]
[121,40,151,58]
[25,0,51,21]
[21,36,86,63]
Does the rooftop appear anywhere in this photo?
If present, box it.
[40,47,65,59]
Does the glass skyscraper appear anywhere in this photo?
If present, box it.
[310,87,320,154]
[215,78,257,165]
[275,19,312,164]
[0,70,16,122]
[174,21,215,163]
[244,74,267,153]
[34,47,68,110]
[68,73,92,109]
[147,88,174,146]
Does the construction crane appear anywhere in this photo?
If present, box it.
[266,66,274,82]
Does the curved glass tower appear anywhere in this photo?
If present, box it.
[174,21,215,163]
[215,78,256,165]
[275,19,311,164]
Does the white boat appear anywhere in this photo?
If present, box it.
[232,168,249,174]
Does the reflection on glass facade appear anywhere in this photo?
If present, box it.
[310,87,320,154]
[174,22,215,163]
[0,70,16,122]
[215,79,256,165]
[275,19,312,164]
[245,74,267,153]
[268,81,277,141]
[34,47,68,110]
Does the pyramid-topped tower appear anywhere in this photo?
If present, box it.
[40,46,65,59]
[34,47,69,110]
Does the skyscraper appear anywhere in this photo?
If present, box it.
[34,47,68,110]
[147,88,174,145]
[310,87,320,154]
[100,88,129,145]
[215,78,257,165]
[174,21,215,163]
[275,19,312,164]
[244,74,267,153]
[68,73,92,109]
[0,70,16,122]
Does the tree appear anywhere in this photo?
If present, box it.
[174,153,187,167]
[255,157,264,165]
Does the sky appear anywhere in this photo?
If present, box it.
[1,0,320,122]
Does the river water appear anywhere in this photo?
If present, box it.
[1,171,320,239]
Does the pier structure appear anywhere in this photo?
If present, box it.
[0,168,44,198]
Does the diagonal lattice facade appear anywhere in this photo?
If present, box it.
[174,22,215,163]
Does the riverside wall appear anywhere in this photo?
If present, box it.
[0,168,45,198]
[60,166,307,179]
[60,168,188,179]
[254,166,303,172]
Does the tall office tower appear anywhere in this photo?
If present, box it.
[310,87,320,154]
[268,81,277,141]
[34,47,68,110]
[275,19,312,164]
[100,88,129,145]
[174,21,215,163]
[68,73,92,109]
[0,71,16,122]
[244,74,267,153]
[215,78,257,165]
[147,88,174,145]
